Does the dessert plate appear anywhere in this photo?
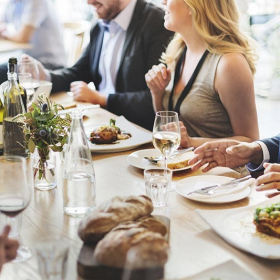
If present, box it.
[197,196,280,259]
[85,116,152,153]
[175,175,254,203]
[127,149,195,172]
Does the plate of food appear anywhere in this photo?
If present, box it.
[176,175,254,204]
[196,196,280,259]
[85,116,152,153]
[127,148,195,171]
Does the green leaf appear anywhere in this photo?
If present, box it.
[28,138,36,153]
[50,145,62,152]
[36,112,55,121]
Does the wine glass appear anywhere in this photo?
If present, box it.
[0,155,32,262]
[152,111,181,190]
[18,60,40,104]
[18,73,35,110]
[152,111,181,169]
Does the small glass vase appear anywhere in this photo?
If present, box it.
[32,147,57,191]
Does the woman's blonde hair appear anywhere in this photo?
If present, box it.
[162,0,257,74]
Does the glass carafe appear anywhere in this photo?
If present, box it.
[63,109,96,217]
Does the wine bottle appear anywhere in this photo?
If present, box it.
[0,97,3,155]
[3,57,28,157]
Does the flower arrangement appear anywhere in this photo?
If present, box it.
[20,94,71,180]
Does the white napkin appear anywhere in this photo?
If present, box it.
[190,178,255,199]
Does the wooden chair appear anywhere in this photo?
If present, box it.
[63,21,90,66]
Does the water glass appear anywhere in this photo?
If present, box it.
[144,168,172,207]
[35,237,69,280]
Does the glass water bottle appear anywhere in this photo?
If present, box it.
[3,57,28,157]
[63,109,96,217]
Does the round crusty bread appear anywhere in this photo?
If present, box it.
[78,195,154,244]
[94,227,169,268]
[157,151,194,170]
[112,216,167,237]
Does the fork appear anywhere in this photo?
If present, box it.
[187,175,252,196]
[144,147,194,163]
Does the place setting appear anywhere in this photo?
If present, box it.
[175,174,255,204]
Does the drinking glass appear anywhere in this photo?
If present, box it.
[152,111,181,169]
[0,156,32,262]
[18,73,35,109]
[144,168,172,207]
[152,111,180,191]
[18,60,40,98]
[35,237,69,280]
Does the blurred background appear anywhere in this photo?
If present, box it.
[0,0,280,138]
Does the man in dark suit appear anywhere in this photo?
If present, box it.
[18,0,173,131]
[188,135,280,197]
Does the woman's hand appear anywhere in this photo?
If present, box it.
[255,163,280,198]
[179,121,191,148]
[145,63,171,97]
[0,225,19,272]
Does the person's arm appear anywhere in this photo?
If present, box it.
[1,25,34,43]
[189,139,263,172]
[181,53,260,148]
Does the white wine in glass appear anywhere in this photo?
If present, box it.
[152,111,181,170]
[0,156,32,262]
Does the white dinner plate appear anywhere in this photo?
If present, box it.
[175,175,254,204]
[85,116,152,153]
[127,149,195,172]
[197,196,280,259]
[184,260,259,280]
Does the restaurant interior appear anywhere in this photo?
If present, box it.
[0,0,280,279]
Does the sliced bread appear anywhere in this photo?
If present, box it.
[157,151,194,170]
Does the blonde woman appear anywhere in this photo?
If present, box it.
[145,0,259,148]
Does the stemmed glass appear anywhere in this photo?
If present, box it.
[0,156,32,262]
[18,60,40,107]
[152,111,181,169]
[18,73,35,110]
[152,111,181,190]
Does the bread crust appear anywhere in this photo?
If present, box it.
[78,196,154,244]
[94,228,169,268]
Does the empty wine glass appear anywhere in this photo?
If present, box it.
[0,155,32,262]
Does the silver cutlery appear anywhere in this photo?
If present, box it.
[58,104,100,115]
[186,175,252,196]
[144,147,194,164]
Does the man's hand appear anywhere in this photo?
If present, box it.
[70,81,107,108]
[0,225,19,272]
[189,140,263,172]
[255,163,280,198]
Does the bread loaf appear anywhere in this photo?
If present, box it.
[112,216,167,237]
[157,151,194,169]
[78,195,153,244]
[94,227,169,268]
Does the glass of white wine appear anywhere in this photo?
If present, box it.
[0,156,32,262]
[152,111,181,169]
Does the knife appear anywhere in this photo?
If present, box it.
[186,175,252,196]
[58,104,100,115]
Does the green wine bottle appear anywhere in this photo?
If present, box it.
[3,57,28,157]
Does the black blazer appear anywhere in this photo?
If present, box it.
[50,0,173,130]
[261,135,280,163]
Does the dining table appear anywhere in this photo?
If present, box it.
[0,38,32,53]
[0,91,280,280]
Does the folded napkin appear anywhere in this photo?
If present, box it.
[190,178,255,199]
